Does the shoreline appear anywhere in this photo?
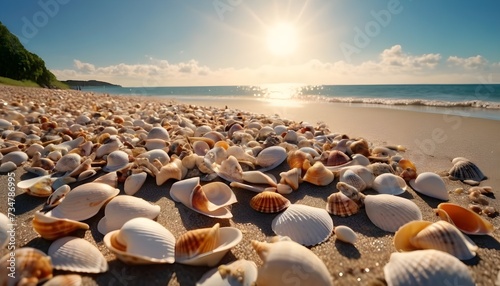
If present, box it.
[0,85,499,285]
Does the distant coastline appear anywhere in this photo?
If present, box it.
[62,80,121,88]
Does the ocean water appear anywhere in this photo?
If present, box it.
[82,84,500,121]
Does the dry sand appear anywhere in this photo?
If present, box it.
[1,86,499,285]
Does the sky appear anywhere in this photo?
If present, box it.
[1,0,499,87]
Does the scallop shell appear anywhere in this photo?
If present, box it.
[250,191,290,213]
[384,250,475,286]
[32,211,89,240]
[409,172,449,201]
[279,168,302,190]
[435,202,493,235]
[0,212,8,248]
[48,236,108,273]
[97,195,161,235]
[334,225,357,244]
[303,161,334,186]
[272,204,333,246]
[255,146,287,172]
[196,259,257,286]
[251,240,333,286]
[103,217,175,264]
[339,169,366,192]
[336,182,365,204]
[373,173,407,195]
[102,150,130,172]
[365,194,422,233]
[176,223,243,267]
[124,171,147,195]
[0,247,53,286]
[48,182,119,221]
[449,157,486,185]
[326,192,360,217]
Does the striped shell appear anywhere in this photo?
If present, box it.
[448,157,486,185]
[326,192,359,217]
[272,204,333,246]
[32,211,90,240]
[250,191,290,213]
[0,247,53,286]
[48,236,108,273]
[365,194,422,233]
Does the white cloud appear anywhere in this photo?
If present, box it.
[51,46,500,86]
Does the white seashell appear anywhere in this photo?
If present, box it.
[145,138,167,150]
[0,161,17,172]
[103,217,175,264]
[255,146,287,172]
[276,183,293,195]
[48,236,108,273]
[102,150,130,172]
[0,213,8,248]
[334,225,357,244]
[279,168,301,190]
[78,169,98,181]
[97,195,161,235]
[373,173,407,195]
[384,250,475,286]
[365,194,422,233]
[214,155,243,182]
[136,149,170,165]
[226,146,256,164]
[96,136,122,157]
[196,259,257,286]
[229,181,267,193]
[56,137,85,153]
[252,240,333,286]
[124,171,147,195]
[193,140,211,156]
[25,143,45,157]
[17,174,54,197]
[46,184,71,207]
[339,169,366,192]
[94,171,118,187]
[49,182,119,221]
[147,126,170,140]
[156,157,187,185]
[1,150,28,166]
[241,171,277,187]
[409,172,449,201]
[272,204,333,246]
[54,153,81,173]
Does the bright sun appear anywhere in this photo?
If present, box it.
[266,22,298,57]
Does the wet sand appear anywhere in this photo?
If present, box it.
[0,86,499,285]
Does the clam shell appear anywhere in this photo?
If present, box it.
[102,150,130,172]
[48,236,108,273]
[255,146,287,172]
[96,136,122,158]
[97,195,161,235]
[435,202,493,235]
[0,213,8,248]
[147,126,170,140]
[373,173,407,195]
[365,194,422,232]
[250,191,290,213]
[176,223,243,267]
[384,250,474,286]
[49,182,119,221]
[338,165,375,188]
[409,172,449,200]
[326,192,359,217]
[279,168,301,190]
[251,240,332,286]
[32,211,89,240]
[398,158,417,182]
[303,161,334,186]
[336,182,365,204]
[334,225,357,244]
[449,157,486,185]
[0,247,53,285]
[196,259,257,286]
[103,217,175,264]
[124,171,147,195]
[339,169,366,192]
[1,150,28,166]
[54,153,81,173]
[272,204,333,246]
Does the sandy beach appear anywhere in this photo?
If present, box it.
[1,86,499,286]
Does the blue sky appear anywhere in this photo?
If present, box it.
[1,0,499,86]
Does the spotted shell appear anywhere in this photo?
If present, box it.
[250,191,290,213]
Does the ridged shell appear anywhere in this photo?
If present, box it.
[272,204,333,246]
[97,195,161,235]
[373,173,407,195]
[251,240,333,286]
[103,217,175,264]
[409,172,449,200]
[339,169,366,192]
[325,150,350,166]
[287,150,314,173]
[176,223,243,267]
[334,225,357,244]
[326,192,359,217]
[0,247,53,285]
[338,165,375,188]
[449,157,486,185]
[250,191,290,213]
[365,194,422,233]
[32,211,89,240]
[48,236,108,273]
[196,259,257,286]
[255,146,287,172]
[435,203,493,235]
[279,168,302,190]
[49,182,119,221]
[303,161,334,186]
[384,250,474,286]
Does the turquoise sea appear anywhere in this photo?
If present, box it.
[81,84,500,121]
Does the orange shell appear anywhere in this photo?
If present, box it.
[326,192,359,217]
[175,223,220,260]
[250,191,290,213]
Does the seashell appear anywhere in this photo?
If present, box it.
[214,155,243,182]
[78,169,97,181]
[124,171,147,195]
[25,143,45,157]
[156,157,186,185]
[54,153,82,173]
[96,135,122,157]
[0,161,17,172]
[255,146,287,172]
[0,247,53,285]
[194,125,213,137]
[339,169,366,192]
[193,140,211,156]
[196,259,257,286]
[409,172,449,201]
[349,138,370,157]
[170,177,237,219]
[250,191,290,213]
[383,250,475,286]
[204,146,228,167]
[326,192,360,217]
[398,158,417,182]
[136,149,170,165]
[365,194,422,233]
[0,212,9,248]
[1,150,28,166]
[176,223,243,267]
[241,171,277,187]
[32,211,89,240]
[373,173,407,195]
[147,126,170,140]
[272,204,333,246]
[94,171,118,187]
[482,206,497,217]
[287,149,314,173]
[279,168,302,190]
[229,181,268,193]
[48,182,119,221]
[367,162,395,177]
[17,174,54,197]
[283,130,298,143]
[336,182,365,204]
[435,202,493,235]
[145,138,167,150]
[41,274,82,286]
[103,217,175,264]
[48,236,108,273]
[303,161,334,186]
[226,145,256,164]
[251,240,332,286]
[97,195,161,235]
[213,140,229,150]
[338,165,375,188]
[448,157,487,185]
[324,150,350,166]
[334,225,357,244]
[102,150,130,172]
